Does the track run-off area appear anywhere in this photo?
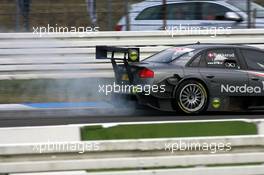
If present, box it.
[0,102,263,127]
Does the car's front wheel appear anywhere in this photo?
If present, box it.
[175,80,208,114]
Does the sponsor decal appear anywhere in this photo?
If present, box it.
[128,49,139,62]
[208,52,215,60]
[221,83,264,94]
[224,62,237,68]
[212,98,221,109]
[207,52,235,59]
[207,51,236,65]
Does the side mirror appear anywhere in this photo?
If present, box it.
[224,59,239,69]
[225,12,243,22]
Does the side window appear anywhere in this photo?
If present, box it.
[189,54,202,67]
[167,3,197,20]
[241,49,264,71]
[200,2,230,20]
[136,2,198,20]
[205,49,240,69]
[136,6,162,20]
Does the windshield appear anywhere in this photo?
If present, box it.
[143,47,195,63]
[227,0,264,18]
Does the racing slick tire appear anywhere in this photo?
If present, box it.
[174,80,208,114]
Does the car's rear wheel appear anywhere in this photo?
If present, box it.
[175,80,208,114]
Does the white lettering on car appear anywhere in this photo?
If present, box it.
[221,83,264,94]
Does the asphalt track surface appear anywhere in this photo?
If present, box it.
[0,106,264,127]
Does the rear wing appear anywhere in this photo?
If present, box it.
[96,46,140,62]
[96,46,140,83]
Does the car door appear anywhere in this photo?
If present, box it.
[199,48,249,97]
[240,49,264,97]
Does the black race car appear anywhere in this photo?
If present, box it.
[96,44,264,114]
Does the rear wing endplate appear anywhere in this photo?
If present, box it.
[96,46,140,83]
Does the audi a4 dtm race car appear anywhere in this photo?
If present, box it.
[96,44,264,114]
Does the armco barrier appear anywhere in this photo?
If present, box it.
[0,119,264,174]
[0,29,263,79]
[0,136,264,174]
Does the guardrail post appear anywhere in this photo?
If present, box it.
[107,0,113,31]
[124,0,130,31]
[162,0,167,29]
[15,0,20,32]
[255,120,264,135]
[247,0,252,28]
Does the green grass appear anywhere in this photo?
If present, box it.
[81,121,258,140]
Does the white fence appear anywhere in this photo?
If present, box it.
[0,136,264,175]
[0,29,263,79]
[0,119,264,175]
